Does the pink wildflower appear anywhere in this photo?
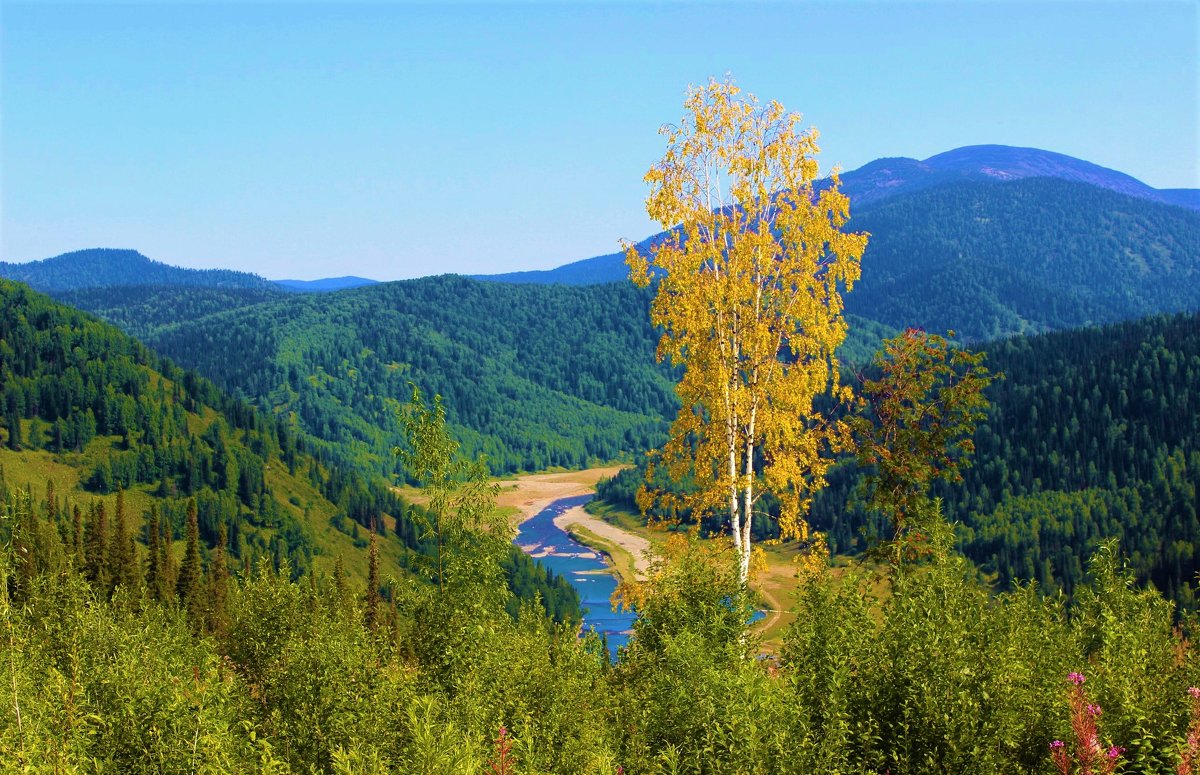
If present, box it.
[1068,672,1086,685]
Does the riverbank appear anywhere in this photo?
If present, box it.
[502,467,798,651]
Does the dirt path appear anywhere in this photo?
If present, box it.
[553,505,652,579]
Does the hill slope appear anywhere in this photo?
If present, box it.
[478,145,1199,291]
[0,279,581,620]
[0,279,383,580]
[0,248,280,293]
[60,276,893,476]
[843,177,1200,339]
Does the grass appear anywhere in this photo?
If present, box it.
[565,523,640,585]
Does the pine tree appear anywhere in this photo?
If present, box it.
[176,498,204,625]
[108,489,140,591]
[365,526,381,632]
[208,522,230,636]
[145,506,166,601]
[84,500,110,589]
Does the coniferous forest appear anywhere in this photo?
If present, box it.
[2,75,1200,773]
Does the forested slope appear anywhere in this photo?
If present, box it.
[485,178,1200,343]
[0,280,579,619]
[0,248,278,292]
[59,276,891,476]
[601,312,1200,608]
[844,178,1200,340]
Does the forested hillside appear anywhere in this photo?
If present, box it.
[483,179,1200,342]
[56,285,284,341]
[0,280,579,619]
[844,178,1200,340]
[601,312,1200,609]
[0,248,278,292]
[57,277,891,476]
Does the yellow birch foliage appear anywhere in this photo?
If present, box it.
[626,77,868,581]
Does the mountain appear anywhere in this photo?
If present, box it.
[841,177,1200,340]
[475,145,1199,288]
[0,248,279,293]
[0,279,581,620]
[275,276,380,292]
[479,177,1200,342]
[840,144,1194,210]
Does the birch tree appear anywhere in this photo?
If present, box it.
[626,78,868,584]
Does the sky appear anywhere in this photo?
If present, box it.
[2,1,1196,281]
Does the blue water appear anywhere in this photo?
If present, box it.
[514,494,767,657]
[514,494,637,651]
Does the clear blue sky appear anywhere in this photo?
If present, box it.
[2,1,1196,280]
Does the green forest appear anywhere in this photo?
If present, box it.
[3,283,1200,771]
[843,178,1200,340]
[57,276,894,478]
[599,311,1200,611]
[4,413,1199,772]
[0,280,578,619]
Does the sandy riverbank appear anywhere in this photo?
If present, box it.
[552,505,652,579]
[498,467,623,524]
[496,467,652,580]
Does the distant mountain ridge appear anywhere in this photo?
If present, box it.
[0,248,278,292]
[275,276,379,292]
[0,248,379,295]
[477,144,1199,287]
[841,144,1194,209]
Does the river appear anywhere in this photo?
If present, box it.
[513,494,637,652]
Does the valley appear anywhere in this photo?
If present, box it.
[3,142,1199,772]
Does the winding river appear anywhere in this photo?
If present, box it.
[513,494,637,651]
[514,492,767,656]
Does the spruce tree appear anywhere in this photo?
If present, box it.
[84,501,110,589]
[108,489,139,591]
[145,506,166,601]
[3,389,21,451]
[176,499,204,625]
[208,522,230,635]
[365,526,381,632]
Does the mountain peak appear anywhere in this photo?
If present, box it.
[921,144,1159,198]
